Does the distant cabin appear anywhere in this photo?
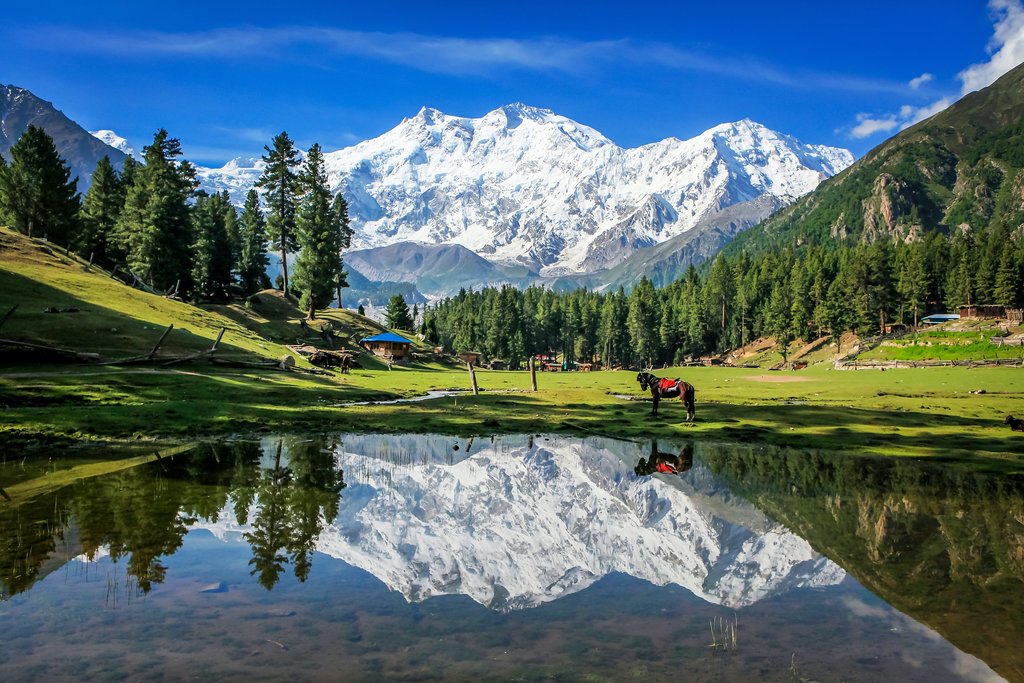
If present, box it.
[958,304,1006,319]
[920,313,961,325]
[361,332,413,363]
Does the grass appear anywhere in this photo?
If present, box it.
[2,363,1023,472]
[2,226,1024,470]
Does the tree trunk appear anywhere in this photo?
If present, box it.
[336,278,342,311]
[308,301,316,321]
[280,242,289,298]
[529,356,538,392]
[468,362,479,396]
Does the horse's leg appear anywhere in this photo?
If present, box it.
[651,391,659,416]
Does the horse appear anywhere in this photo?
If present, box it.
[636,371,695,421]
[635,441,694,476]
[1006,415,1024,432]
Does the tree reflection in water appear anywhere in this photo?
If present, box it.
[0,437,346,599]
[244,438,346,589]
[701,446,1024,683]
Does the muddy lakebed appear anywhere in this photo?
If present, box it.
[1,433,1021,682]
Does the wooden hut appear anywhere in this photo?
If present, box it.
[959,304,1005,319]
[361,332,413,363]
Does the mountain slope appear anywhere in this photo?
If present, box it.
[725,61,1024,256]
[0,85,126,190]
[345,241,536,297]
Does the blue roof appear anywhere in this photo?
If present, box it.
[361,332,413,344]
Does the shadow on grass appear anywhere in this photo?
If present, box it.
[0,271,282,361]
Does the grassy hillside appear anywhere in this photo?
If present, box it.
[0,227,299,361]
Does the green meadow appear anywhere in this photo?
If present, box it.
[2,227,1023,472]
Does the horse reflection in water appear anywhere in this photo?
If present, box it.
[634,441,694,476]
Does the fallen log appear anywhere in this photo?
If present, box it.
[0,338,101,363]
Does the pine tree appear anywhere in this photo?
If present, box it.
[238,189,270,295]
[332,195,353,308]
[292,144,343,319]
[191,192,235,301]
[78,156,125,264]
[993,247,1021,307]
[115,129,197,292]
[257,132,300,298]
[896,242,929,326]
[385,294,414,330]
[627,277,661,366]
[0,125,81,243]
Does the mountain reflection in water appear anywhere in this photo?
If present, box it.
[1,433,1020,682]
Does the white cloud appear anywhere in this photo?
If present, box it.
[17,25,908,93]
[959,0,1024,94]
[850,114,899,139]
[848,0,1024,139]
[908,72,934,89]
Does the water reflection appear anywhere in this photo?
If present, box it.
[1,434,1021,682]
[635,441,694,476]
[0,438,345,599]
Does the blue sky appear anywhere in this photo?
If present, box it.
[3,1,1022,165]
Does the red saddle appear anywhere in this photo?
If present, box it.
[658,378,679,391]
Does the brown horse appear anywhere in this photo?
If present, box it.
[636,371,695,421]
[635,442,694,476]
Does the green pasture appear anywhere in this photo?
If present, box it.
[2,362,1023,472]
[2,225,1023,470]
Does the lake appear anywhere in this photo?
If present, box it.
[1,434,1021,682]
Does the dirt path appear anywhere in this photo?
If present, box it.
[744,374,811,383]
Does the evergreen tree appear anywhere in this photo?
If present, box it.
[222,191,241,269]
[627,277,661,366]
[357,303,365,317]
[191,192,235,301]
[384,294,414,330]
[256,132,300,297]
[238,190,270,295]
[0,125,81,243]
[115,129,197,292]
[764,282,794,361]
[896,242,929,326]
[332,195,353,308]
[78,155,125,264]
[292,144,343,319]
[993,247,1021,307]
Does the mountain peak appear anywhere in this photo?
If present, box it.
[1,84,128,190]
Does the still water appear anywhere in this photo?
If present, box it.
[0,434,1021,682]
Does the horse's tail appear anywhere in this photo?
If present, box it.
[684,382,696,413]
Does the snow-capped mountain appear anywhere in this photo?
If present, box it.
[195,156,266,203]
[198,434,844,611]
[89,130,138,159]
[198,104,853,276]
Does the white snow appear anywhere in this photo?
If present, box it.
[196,104,853,275]
[89,130,138,159]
